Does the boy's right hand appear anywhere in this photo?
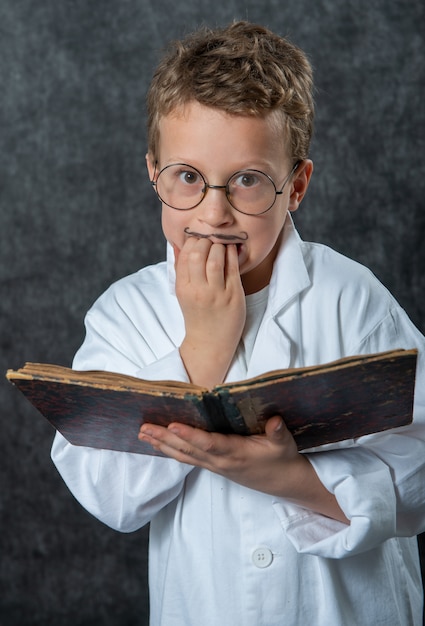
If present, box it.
[174,237,246,388]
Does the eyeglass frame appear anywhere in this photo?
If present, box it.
[150,160,301,216]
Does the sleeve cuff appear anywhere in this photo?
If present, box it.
[134,348,189,383]
[273,447,396,558]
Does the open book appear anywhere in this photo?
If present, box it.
[6,349,417,456]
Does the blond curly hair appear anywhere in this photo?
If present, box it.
[147,21,314,164]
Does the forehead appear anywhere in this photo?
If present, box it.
[156,102,290,170]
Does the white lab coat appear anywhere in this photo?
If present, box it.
[52,216,425,625]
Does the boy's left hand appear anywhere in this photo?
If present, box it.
[139,417,348,523]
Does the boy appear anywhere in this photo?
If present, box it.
[51,21,425,625]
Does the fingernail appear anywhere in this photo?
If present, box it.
[274,419,283,432]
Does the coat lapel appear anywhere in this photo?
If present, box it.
[246,215,311,377]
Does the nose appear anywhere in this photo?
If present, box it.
[197,185,234,227]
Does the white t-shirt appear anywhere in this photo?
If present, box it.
[237,285,269,370]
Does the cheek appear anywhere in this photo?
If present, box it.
[161,208,185,247]
[252,217,284,249]
[241,215,286,264]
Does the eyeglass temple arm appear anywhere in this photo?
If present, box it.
[150,161,159,186]
[275,160,302,195]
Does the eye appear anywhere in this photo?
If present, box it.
[178,169,202,186]
[233,171,262,189]
[238,172,257,187]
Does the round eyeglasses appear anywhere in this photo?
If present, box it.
[150,162,300,216]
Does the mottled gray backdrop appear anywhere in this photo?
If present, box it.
[1,1,424,624]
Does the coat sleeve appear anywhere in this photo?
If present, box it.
[272,306,425,558]
[51,274,194,532]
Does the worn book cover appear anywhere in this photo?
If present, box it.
[6,349,417,455]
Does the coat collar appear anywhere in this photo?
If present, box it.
[245,214,312,377]
[267,213,311,316]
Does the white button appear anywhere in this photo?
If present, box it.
[252,547,273,568]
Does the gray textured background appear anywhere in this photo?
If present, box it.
[1,1,424,624]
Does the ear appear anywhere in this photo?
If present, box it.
[288,159,313,213]
[146,153,156,181]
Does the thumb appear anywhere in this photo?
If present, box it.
[265,415,286,440]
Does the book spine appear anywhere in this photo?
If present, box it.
[216,389,250,435]
[190,392,235,434]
